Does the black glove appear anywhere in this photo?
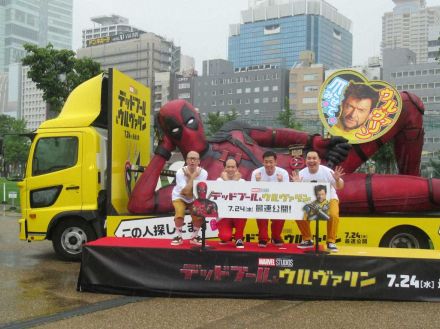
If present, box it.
[326,136,351,168]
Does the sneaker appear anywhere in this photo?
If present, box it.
[171,236,183,246]
[190,236,202,246]
[271,238,284,247]
[235,239,244,249]
[297,240,314,249]
[327,242,339,252]
[258,240,267,248]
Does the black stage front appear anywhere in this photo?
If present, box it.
[77,237,440,301]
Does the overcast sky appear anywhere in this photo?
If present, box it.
[73,0,440,71]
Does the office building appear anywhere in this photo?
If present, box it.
[382,48,440,173]
[0,0,73,73]
[289,51,324,134]
[77,29,180,88]
[193,59,289,127]
[81,15,144,48]
[428,25,440,62]
[382,0,440,63]
[0,0,72,127]
[228,0,352,69]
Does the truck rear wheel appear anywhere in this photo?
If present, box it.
[52,219,97,261]
[379,226,430,249]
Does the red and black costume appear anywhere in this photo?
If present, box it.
[128,94,440,215]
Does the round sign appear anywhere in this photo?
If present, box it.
[318,70,402,144]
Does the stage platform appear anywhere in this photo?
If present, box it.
[77,237,440,301]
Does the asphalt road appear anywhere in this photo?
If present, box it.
[1,209,440,329]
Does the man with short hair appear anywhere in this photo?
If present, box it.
[251,150,289,248]
[333,83,379,136]
[216,158,247,249]
[291,151,345,252]
[170,150,208,246]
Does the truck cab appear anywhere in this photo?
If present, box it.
[18,73,109,261]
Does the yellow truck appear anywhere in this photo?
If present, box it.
[4,68,440,261]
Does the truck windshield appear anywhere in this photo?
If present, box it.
[32,137,78,176]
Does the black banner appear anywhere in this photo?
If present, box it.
[78,244,440,301]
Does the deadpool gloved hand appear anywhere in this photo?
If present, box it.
[311,135,351,168]
[154,135,176,160]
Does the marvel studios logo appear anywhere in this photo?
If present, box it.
[258,258,294,268]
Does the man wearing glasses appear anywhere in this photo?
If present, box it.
[171,150,208,246]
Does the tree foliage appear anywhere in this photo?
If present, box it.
[277,97,303,130]
[205,110,239,136]
[0,115,30,177]
[429,157,440,178]
[22,43,102,113]
[371,142,397,174]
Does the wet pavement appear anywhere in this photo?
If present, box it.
[1,209,440,329]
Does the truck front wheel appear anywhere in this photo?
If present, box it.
[52,219,97,261]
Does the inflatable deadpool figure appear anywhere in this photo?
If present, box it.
[128,93,440,215]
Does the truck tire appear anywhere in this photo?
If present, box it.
[52,219,97,261]
[379,226,430,249]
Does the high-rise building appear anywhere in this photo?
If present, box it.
[81,15,144,48]
[77,29,180,88]
[428,25,440,62]
[0,0,73,73]
[228,0,352,69]
[0,0,72,128]
[382,0,440,63]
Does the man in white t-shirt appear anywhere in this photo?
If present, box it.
[291,151,345,252]
[170,150,208,246]
[251,150,289,248]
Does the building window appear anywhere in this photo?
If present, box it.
[272,97,278,103]
[263,86,269,92]
[237,88,242,94]
[254,87,260,92]
[245,88,251,93]
[254,109,260,114]
[272,86,279,91]
[303,97,318,104]
[303,74,318,81]
[304,85,319,92]
[254,98,260,104]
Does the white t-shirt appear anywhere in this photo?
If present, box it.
[172,166,208,203]
[216,177,245,182]
[298,165,340,200]
[251,166,289,182]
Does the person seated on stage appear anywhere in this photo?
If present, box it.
[251,150,289,248]
[216,158,247,248]
[170,150,208,246]
[291,151,345,252]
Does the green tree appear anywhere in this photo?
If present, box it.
[22,43,102,113]
[0,115,30,177]
[429,157,440,178]
[371,142,397,174]
[205,110,239,136]
[277,97,302,130]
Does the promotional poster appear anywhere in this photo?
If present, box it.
[109,68,151,214]
[319,70,402,144]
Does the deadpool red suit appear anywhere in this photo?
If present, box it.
[127,94,440,215]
